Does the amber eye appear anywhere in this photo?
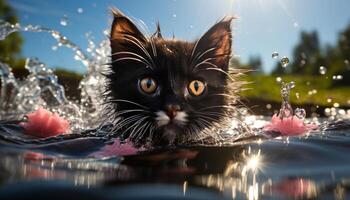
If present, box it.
[188,80,206,96]
[139,77,157,94]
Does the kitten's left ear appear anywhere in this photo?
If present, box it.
[194,16,234,71]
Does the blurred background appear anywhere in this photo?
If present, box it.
[1,0,349,116]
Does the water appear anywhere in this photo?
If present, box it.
[0,21,350,199]
[280,57,289,68]
[333,75,343,80]
[60,15,69,26]
[0,21,109,130]
[319,66,327,75]
[77,8,84,14]
[271,51,279,59]
[275,76,282,83]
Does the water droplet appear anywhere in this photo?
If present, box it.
[333,75,343,80]
[295,92,300,99]
[280,57,289,67]
[77,8,84,14]
[276,77,282,83]
[60,15,69,26]
[59,36,68,45]
[327,98,332,103]
[266,104,272,109]
[294,108,306,119]
[51,45,58,51]
[345,59,349,66]
[272,52,279,59]
[289,81,295,89]
[293,22,299,28]
[319,66,327,75]
[338,109,346,115]
[103,29,109,36]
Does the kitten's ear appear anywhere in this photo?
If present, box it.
[152,21,162,38]
[110,9,146,51]
[194,16,234,71]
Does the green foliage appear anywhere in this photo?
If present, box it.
[240,74,350,106]
[247,55,263,74]
[229,56,263,75]
[272,24,350,87]
[0,0,25,68]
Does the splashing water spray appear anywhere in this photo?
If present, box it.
[0,21,110,131]
[264,81,317,136]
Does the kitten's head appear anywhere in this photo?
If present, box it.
[105,9,237,146]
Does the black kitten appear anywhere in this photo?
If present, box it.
[105,9,238,146]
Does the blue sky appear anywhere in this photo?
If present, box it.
[7,0,350,73]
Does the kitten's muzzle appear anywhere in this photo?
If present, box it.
[165,104,181,119]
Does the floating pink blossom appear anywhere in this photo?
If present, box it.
[264,114,317,136]
[20,107,70,138]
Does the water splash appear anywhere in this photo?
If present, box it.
[0,21,110,130]
[279,81,295,119]
[264,81,317,136]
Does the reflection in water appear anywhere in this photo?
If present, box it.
[1,134,350,199]
[196,148,262,200]
[193,140,350,200]
[0,150,129,187]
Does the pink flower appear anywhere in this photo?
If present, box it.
[20,107,70,138]
[90,138,144,158]
[264,114,317,136]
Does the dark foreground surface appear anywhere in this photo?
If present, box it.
[0,121,350,200]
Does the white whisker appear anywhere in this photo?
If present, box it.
[191,47,216,67]
[107,99,149,110]
[112,57,150,67]
[111,51,152,68]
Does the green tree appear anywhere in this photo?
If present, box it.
[0,0,24,68]
[339,23,350,60]
[334,23,350,86]
[247,55,263,74]
[290,31,322,74]
[271,62,284,75]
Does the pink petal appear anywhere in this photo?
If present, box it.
[20,107,70,138]
[264,114,317,136]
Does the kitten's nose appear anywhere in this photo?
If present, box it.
[165,104,181,119]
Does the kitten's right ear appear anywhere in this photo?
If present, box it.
[193,16,234,71]
[110,9,146,47]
